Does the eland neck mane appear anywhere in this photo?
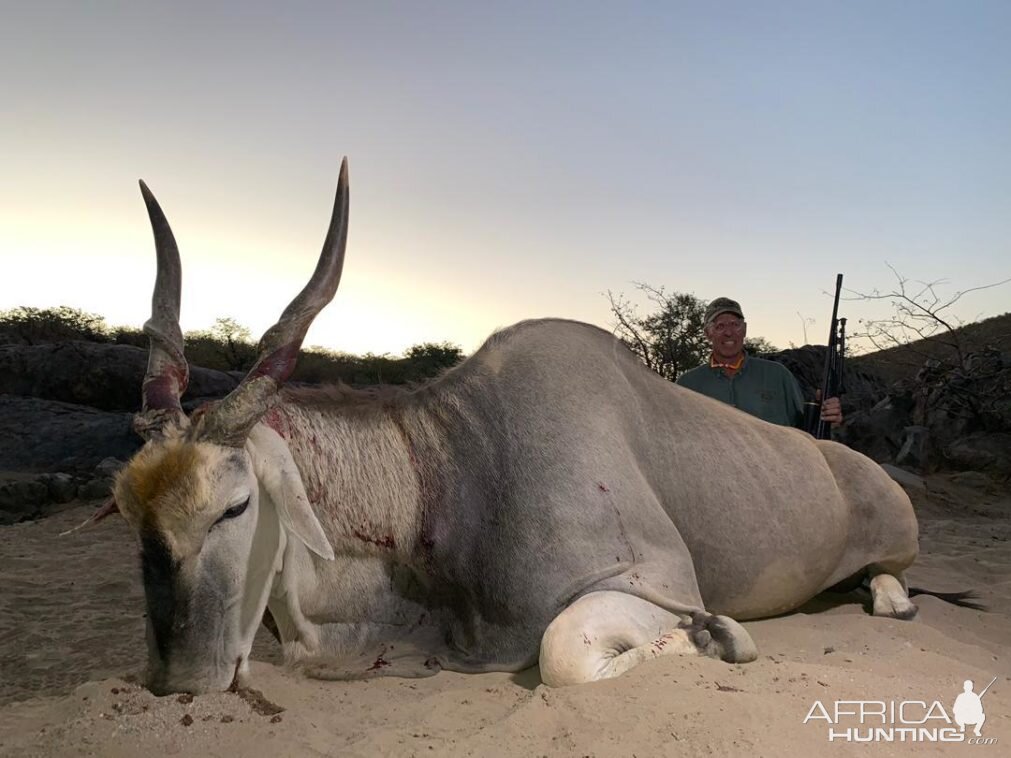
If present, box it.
[270,377,465,565]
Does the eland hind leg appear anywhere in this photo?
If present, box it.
[538,591,757,687]
[868,570,918,620]
[814,440,920,620]
[827,566,919,619]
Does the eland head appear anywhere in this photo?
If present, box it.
[113,160,348,694]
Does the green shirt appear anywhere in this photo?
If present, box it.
[675,355,805,427]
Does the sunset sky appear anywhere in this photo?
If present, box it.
[2,2,1009,357]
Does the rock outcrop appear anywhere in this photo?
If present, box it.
[766,346,1011,479]
[0,341,239,411]
[1,338,1007,523]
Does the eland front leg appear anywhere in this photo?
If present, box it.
[538,591,757,686]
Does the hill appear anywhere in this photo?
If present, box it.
[851,312,1011,383]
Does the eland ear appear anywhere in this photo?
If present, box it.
[245,424,335,561]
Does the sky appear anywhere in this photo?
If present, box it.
[2,1,1009,357]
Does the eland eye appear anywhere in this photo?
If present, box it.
[213,498,249,526]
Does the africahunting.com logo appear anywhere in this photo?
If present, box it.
[803,676,999,744]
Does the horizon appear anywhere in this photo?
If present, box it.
[3,3,1010,356]
[5,302,1009,363]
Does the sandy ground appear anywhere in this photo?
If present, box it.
[1,473,1008,757]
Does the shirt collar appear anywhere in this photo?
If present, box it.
[709,351,748,372]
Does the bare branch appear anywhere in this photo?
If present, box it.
[844,264,1011,369]
[607,290,656,371]
[796,312,815,345]
[605,285,712,380]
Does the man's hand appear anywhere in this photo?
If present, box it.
[819,395,843,426]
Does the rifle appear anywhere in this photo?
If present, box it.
[804,274,846,439]
[979,675,998,699]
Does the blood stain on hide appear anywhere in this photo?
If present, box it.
[354,530,396,549]
[417,534,438,575]
[367,654,391,671]
[307,484,324,507]
[262,407,291,439]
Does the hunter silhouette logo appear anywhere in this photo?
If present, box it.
[953,677,996,738]
[803,675,1000,744]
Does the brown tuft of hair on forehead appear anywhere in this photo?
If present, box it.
[120,440,205,520]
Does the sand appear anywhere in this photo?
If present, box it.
[1,473,1008,757]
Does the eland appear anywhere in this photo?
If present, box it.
[108,158,930,694]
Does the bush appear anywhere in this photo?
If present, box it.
[111,326,147,347]
[183,317,258,372]
[0,306,112,345]
[401,342,464,381]
[0,306,465,386]
[291,344,463,386]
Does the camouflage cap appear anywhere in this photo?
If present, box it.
[704,297,744,325]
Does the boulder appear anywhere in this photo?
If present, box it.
[78,478,113,500]
[905,349,1011,472]
[0,477,49,524]
[944,432,1011,477]
[0,472,89,524]
[764,346,888,413]
[0,396,141,473]
[879,464,927,493]
[836,396,911,464]
[0,481,47,521]
[94,456,126,479]
[0,341,239,411]
[947,470,1000,491]
[40,472,78,503]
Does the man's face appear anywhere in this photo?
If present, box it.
[706,312,747,362]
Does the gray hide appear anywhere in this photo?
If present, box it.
[265,318,916,678]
